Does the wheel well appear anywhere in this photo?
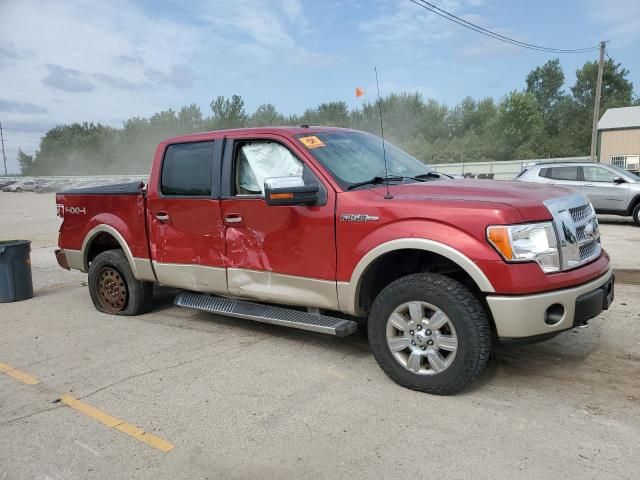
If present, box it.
[85,232,122,268]
[628,194,640,216]
[356,249,486,316]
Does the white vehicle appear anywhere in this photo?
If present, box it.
[9,181,37,192]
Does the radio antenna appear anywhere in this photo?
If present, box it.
[374,66,392,200]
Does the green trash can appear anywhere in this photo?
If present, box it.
[0,240,33,303]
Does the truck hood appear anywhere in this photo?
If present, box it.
[384,179,578,220]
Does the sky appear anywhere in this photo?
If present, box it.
[1,0,639,174]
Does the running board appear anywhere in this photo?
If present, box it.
[174,292,358,337]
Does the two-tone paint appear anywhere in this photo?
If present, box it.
[56,127,612,338]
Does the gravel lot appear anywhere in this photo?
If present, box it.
[1,192,639,480]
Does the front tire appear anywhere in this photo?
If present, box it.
[632,203,640,226]
[88,249,153,316]
[368,273,491,395]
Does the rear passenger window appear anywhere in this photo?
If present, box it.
[161,142,214,196]
[546,167,579,181]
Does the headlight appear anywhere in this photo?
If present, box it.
[487,222,559,273]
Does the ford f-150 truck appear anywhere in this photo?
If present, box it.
[55,127,614,395]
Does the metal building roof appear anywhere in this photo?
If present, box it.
[598,106,640,131]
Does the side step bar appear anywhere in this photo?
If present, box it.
[175,292,358,337]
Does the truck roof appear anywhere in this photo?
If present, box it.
[162,126,354,144]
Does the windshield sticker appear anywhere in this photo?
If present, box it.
[299,135,326,149]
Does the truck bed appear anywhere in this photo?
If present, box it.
[59,181,144,196]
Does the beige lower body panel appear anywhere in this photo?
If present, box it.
[227,268,339,310]
[61,248,156,282]
[487,269,612,338]
[63,249,84,271]
[153,262,227,294]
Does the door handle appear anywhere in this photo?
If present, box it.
[155,212,170,222]
[224,213,243,224]
[584,184,596,187]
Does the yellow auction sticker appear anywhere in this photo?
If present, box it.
[299,135,326,149]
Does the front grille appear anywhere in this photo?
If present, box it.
[544,194,602,271]
[569,204,593,223]
[579,241,599,260]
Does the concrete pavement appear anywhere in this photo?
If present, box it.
[1,192,639,480]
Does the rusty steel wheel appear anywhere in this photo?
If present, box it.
[96,266,128,313]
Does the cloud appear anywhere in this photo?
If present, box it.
[0,99,47,114]
[587,0,640,48]
[92,73,147,91]
[144,64,195,89]
[42,64,95,92]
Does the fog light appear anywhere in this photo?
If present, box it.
[544,304,564,325]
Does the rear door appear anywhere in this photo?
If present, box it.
[582,165,630,212]
[541,166,582,192]
[219,134,338,310]
[147,140,228,293]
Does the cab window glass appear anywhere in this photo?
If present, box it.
[234,141,305,195]
[583,166,617,183]
[546,167,579,181]
[161,142,214,196]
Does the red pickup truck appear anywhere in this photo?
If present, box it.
[55,127,614,394]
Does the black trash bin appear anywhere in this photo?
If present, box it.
[0,240,33,303]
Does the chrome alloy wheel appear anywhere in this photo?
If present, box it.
[385,301,458,375]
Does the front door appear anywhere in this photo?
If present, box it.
[220,135,338,310]
[582,165,630,212]
[147,140,227,293]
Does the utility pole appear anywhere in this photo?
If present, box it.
[590,41,606,162]
[0,121,7,175]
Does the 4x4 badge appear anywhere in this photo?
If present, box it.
[340,214,379,222]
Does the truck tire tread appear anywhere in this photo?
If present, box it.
[368,273,491,395]
[88,249,154,316]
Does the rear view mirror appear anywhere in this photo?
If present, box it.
[613,177,627,184]
[264,176,319,206]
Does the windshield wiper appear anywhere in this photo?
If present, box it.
[412,172,441,180]
[347,175,404,190]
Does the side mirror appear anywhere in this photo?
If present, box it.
[264,176,319,206]
[613,176,627,184]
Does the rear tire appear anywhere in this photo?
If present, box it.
[368,273,491,395]
[88,249,153,316]
[632,203,640,226]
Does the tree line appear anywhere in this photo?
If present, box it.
[18,57,638,175]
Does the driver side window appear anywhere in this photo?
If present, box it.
[583,166,617,183]
[235,141,304,195]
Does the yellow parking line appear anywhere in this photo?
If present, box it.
[60,395,175,453]
[0,362,40,385]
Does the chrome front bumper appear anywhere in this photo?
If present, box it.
[487,269,614,339]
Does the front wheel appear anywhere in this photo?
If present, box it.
[88,249,153,316]
[368,273,491,395]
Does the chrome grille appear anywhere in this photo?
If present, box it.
[543,194,601,271]
[579,241,599,260]
[569,204,593,223]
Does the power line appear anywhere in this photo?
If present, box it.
[408,0,601,54]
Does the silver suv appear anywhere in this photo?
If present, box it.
[515,162,640,225]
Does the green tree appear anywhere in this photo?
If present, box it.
[495,91,544,159]
[209,95,247,129]
[526,58,566,134]
[17,148,34,174]
[250,103,287,126]
[571,57,635,111]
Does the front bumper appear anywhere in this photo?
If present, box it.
[487,269,614,339]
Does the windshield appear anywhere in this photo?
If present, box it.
[606,164,639,182]
[296,131,434,189]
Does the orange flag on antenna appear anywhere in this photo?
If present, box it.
[355,87,364,98]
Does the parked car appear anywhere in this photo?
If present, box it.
[55,127,614,395]
[515,162,640,225]
[8,181,37,192]
[0,180,18,190]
